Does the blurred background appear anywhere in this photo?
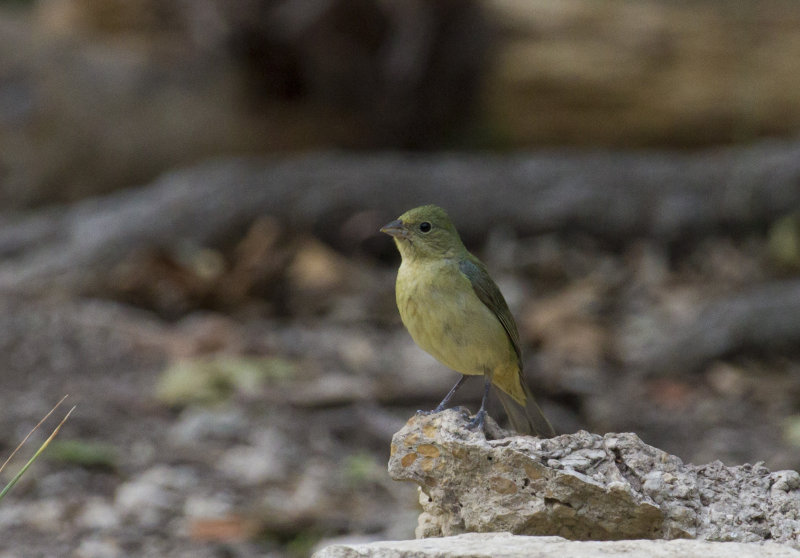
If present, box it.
[1,0,800,556]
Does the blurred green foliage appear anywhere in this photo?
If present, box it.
[341,451,384,488]
[156,356,297,407]
[46,440,118,470]
[768,213,800,271]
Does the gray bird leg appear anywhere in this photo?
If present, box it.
[418,375,469,415]
[467,375,492,431]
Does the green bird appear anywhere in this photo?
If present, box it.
[381,205,555,437]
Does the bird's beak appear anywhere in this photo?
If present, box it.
[380,219,410,240]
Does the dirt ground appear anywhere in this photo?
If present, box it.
[1,222,799,557]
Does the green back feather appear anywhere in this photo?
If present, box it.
[458,255,522,368]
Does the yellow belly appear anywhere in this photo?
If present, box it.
[396,258,523,402]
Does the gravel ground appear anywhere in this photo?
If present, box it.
[1,231,799,557]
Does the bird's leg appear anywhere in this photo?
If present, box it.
[467,374,492,430]
[418,375,468,415]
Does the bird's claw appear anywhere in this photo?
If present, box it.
[416,404,447,416]
[466,409,486,431]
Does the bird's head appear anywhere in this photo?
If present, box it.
[380,205,465,261]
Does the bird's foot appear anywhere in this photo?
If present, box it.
[416,406,444,416]
[416,402,449,416]
[466,409,486,431]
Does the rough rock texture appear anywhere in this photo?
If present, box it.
[313,532,800,558]
[388,410,800,545]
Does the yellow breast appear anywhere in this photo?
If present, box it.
[396,258,517,377]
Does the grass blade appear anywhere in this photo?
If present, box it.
[0,404,76,502]
[0,395,69,476]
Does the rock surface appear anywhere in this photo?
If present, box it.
[313,532,800,558]
[388,410,800,545]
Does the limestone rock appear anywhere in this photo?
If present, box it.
[388,409,800,545]
[313,532,800,558]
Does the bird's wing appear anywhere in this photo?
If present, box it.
[458,255,522,364]
[460,255,556,437]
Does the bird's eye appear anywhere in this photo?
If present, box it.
[419,222,432,233]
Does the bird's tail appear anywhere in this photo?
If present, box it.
[496,379,556,438]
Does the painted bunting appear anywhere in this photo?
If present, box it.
[381,205,555,437]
